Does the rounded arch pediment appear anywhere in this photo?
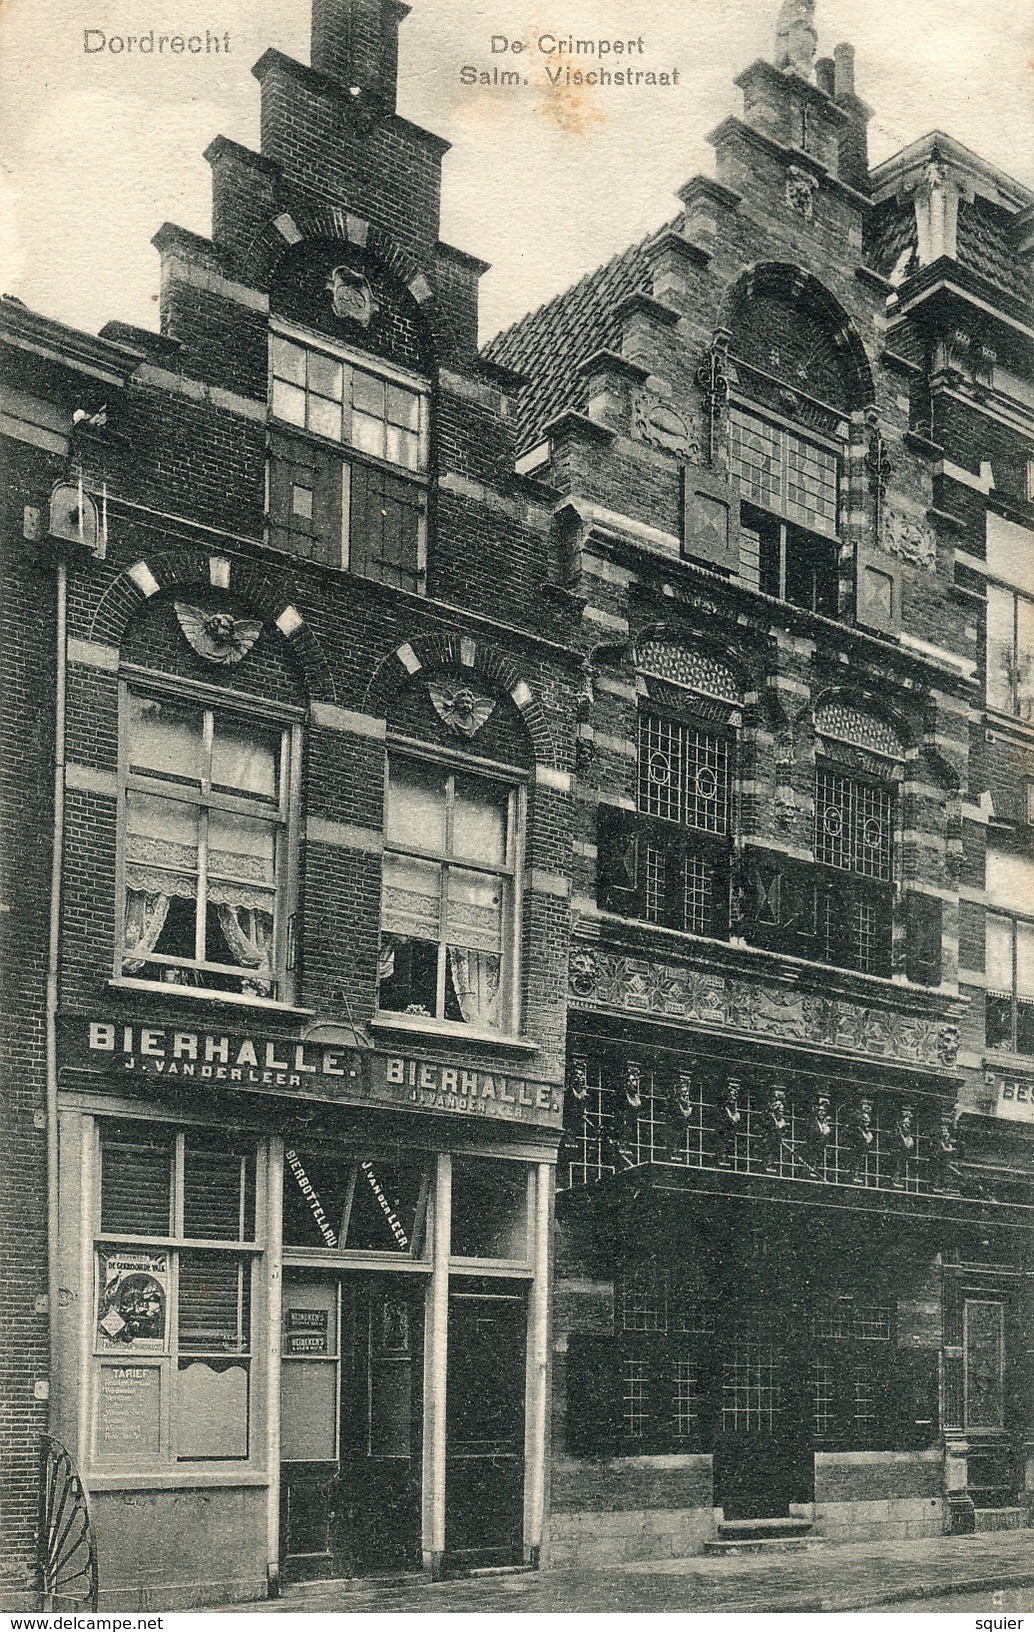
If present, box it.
[719,262,875,421]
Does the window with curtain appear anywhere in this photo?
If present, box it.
[118,688,296,997]
[985,912,1034,1055]
[268,331,429,591]
[377,757,518,1032]
[93,1123,258,1467]
[986,581,1034,721]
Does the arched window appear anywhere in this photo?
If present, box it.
[267,242,434,592]
[723,269,866,618]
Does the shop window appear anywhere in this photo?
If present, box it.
[597,712,732,940]
[93,1124,258,1467]
[268,332,429,592]
[117,687,298,999]
[378,757,519,1033]
[281,1147,430,1257]
[729,406,840,614]
[450,1157,529,1261]
[985,913,1034,1055]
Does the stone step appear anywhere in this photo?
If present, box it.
[973,1507,1029,1533]
[705,1525,820,1557]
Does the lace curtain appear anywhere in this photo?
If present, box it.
[448,946,500,1027]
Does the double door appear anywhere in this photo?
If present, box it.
[710,1316,814,1520]
[279,1269,529,1579]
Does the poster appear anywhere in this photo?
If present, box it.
[96,1249,169,1352]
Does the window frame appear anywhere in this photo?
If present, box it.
[114,669,303,1006]
[985,576,1034,724]
[985,908,1034,1057]
[267,322,431,592]
[376,745,526,1039]
[90,1120,265,1473]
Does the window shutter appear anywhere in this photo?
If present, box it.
[905,891,943,986]
[743,850,798,954]
[682,469,739,574]
[564,1334,621,1457]
[856,546,901,636]
[596,805,643,916]
[268,434,341,564]
[348,464,423,592]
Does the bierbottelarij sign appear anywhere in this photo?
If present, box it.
[68,1018,563,1129]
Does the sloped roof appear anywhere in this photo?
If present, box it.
[481,231,662,454]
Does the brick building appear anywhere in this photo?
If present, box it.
[1,0,1032,1610]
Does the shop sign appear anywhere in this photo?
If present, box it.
[71,1019,563,1128]
[286,1311,329,1356]
[992,1074,1034,1122]
[96,1364,162,1459]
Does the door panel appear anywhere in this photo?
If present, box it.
[280,1271,424,1581]
[711,1316,814,1521]
[445,1280,527,1566]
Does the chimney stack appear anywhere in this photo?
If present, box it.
[311,0,410,110]
[832,40,871,194]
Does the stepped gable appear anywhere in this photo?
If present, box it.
[482,231,665,454]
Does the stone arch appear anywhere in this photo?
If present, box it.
[89,549,335,701]
[245,206,457,359]
[717,262,876,414]
[364,632,556,768]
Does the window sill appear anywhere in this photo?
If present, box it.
[87,1469,269,1492]
[108,978,314,1020]
[370,1012,539,1054]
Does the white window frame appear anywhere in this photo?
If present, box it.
[376,747,525,1040]
[90,1121,266,1473]
[114,670,303,1007]
[269,322,430,474]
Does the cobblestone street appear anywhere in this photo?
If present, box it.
[221,1532,1034,1615]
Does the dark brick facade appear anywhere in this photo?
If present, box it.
[1,0,1032,1608]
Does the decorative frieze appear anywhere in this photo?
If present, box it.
[567,946,960,1069]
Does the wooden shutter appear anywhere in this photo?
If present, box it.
[905,891,943,987]
[682,468,740,574]
[348,464,423,591]
[564,1334,621,1457]
[596,805,643,917]
[268,433,341,564]
[856,546,901,636]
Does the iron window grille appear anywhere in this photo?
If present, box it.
[377,756,520,1033]
[268,330,430,591]
[117,685,299,999]
[815,769,893,881]
[92,1122,260,1469]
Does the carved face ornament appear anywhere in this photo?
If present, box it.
[428,678,497,739]
[174,602,263,666]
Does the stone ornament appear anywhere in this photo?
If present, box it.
[632,390,698,459]
[427,678,496,738]
[637,640,739,705]
[785,166,818,220]
[775,0,817,75]
[326,265,378,328]
[624,1061,643,1110]
[884,509,937,571]
[174,603,263,666]
[567,1057,589,1102]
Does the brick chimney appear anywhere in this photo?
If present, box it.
[311,0,410,109]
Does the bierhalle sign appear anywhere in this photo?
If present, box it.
[68,1019,563,1129]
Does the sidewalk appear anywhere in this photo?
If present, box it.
[221,1530,1034,1614]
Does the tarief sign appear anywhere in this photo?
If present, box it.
[71,1020,563,1128]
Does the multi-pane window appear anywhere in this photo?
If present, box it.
[118,689,296,997]
[378,757,518,1031]
[814,770,892,880]
[613,714,733,946]
[268,333,429,591]
[730,407,839,536]
[271,337,426,471]
[810,767,893,977]
[985,913,1034,1055]
[730,406,841,615]
[93,1123,258,1467]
